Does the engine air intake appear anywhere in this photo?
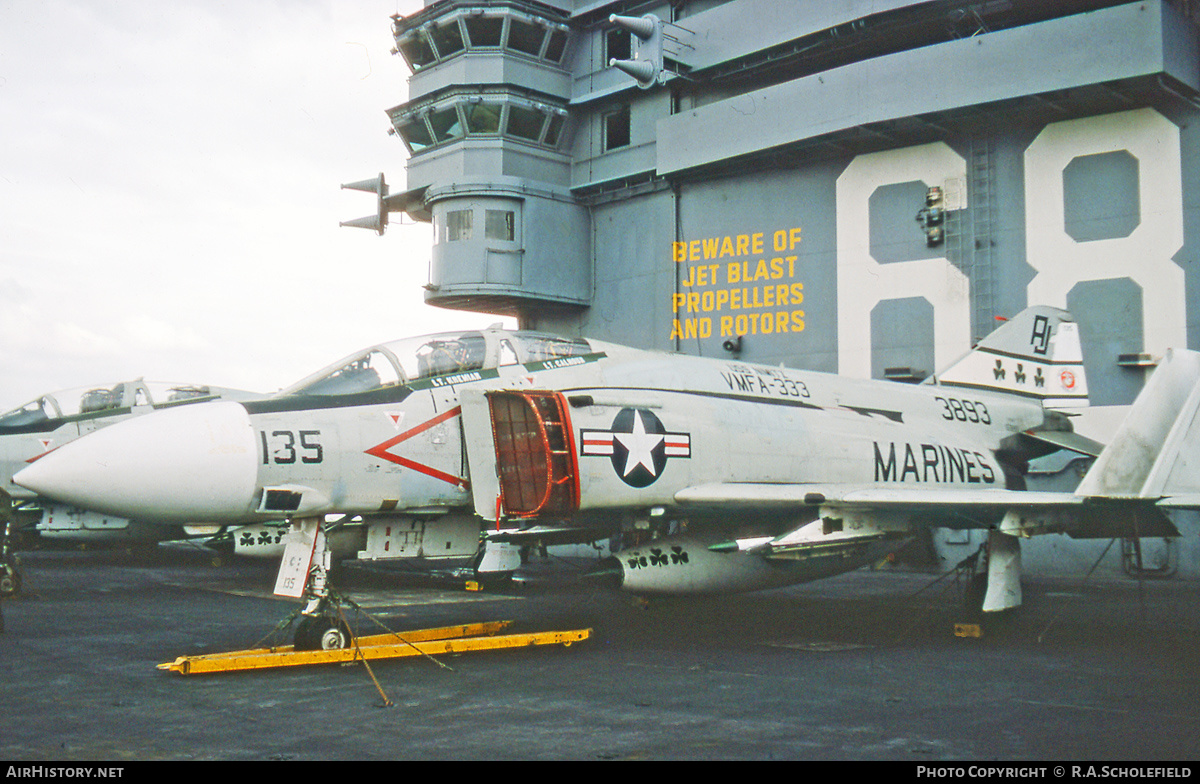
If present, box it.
[487,391,579,517]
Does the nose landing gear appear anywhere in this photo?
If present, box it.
[293,607,353,651]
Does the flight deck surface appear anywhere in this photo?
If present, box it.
[1,546,1197,761]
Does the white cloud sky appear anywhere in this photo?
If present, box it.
[0,0,509,409]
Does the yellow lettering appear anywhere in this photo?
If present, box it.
[672,318,713,339]
[670,228,811,341]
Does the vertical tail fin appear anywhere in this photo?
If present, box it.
[1075,348,1200,501]
[929,306,1088,409]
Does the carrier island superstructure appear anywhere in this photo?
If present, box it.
[342,0,1200,580]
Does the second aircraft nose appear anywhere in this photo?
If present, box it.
[13,400,261,523]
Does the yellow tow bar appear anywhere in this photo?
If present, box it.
[158,621,591,675]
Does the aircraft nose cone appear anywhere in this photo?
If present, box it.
[13,400,259,522]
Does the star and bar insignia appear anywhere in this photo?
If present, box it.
[580,408,691,487]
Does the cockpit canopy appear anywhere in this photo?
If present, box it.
[279,330,593,397]
[0,380,218,428]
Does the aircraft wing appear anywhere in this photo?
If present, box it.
[674,482,1181,539]
[1159,494,1200,508]
[675,483,1080,509]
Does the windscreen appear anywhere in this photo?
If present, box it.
[284,350,403,397]
[280,332,488,397]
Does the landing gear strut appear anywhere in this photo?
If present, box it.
[280,518,355,652]
[960,530,1023,621]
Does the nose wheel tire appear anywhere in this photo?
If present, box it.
[294,615,353,651]
[0,563,20,598]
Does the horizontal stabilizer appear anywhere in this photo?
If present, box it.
[1021,429,1105,458]
[1075,348,1200,501]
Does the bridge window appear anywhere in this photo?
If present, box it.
[464,15,504,47]
[544,28,569,62]
[606,28,631,63]
[544,114,565,146]
[506,105,546,141]
[604,105,631,151]
[391,95,569,154]
[465,102,502,134]
[428,106,464,143]
[394,10,571,71]
[428,20,465,58]
[486,210,515,241]
[446,209,472,242]
[395,116,433,151]
[507,18,547,56]
[396,32,436,70]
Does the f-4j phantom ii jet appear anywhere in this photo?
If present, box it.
[0,378,263,597]
[0,379,263,548]
[15,307,1200,648]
